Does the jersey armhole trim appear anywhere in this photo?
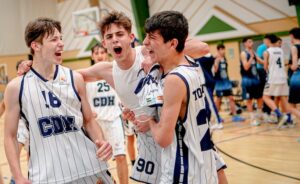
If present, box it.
[19,75,25,108]
[19,74,30,128]
[69,69,81,101]
[169,72,190,123]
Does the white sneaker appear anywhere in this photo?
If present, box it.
[211,123,224,130]
[277,114,288,129]
[250,120,260,126]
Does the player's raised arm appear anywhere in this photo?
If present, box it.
[73,71,112,161]
[183,38,209,58]
[4,78,30,184]
[148,75,186,147]
[77,61,114,87]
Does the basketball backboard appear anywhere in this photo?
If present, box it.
[72,7,100,37]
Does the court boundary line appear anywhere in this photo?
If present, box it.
[216,145,300,181]
[214,127,300,181]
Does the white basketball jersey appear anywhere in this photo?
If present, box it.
[20,65,108,184]
[159,59,217,184]
[266,47,287,84]
[86,80,121,122]
[112,46,162,183]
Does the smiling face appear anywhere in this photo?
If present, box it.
[102,23,134,62]
[33,28,64,64]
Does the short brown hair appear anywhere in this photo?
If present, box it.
[99,11,132,37]
[25,17,61,55]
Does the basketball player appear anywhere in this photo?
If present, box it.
[195,54,224,130]
[86,43,128,184]
[81,11,209,183]
[141,11,217,183]
[262,34,291,128]
[214,44,245,123]
[4,18,113,184]
[240,37,264,126]
[288,28,300,124]
[17,12,210,183]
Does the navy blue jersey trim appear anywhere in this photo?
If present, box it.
[175,56,199,68]
[149,64,160,73]
[19,75,29,128]
[53,65,59,80]
[19,75,25,109]
[217,165,228,172]
[169,72,190,123]
[30,65,59,82]
[200,128,214,151]
[129,177,151,184]
[69,70,81,101]
[30,67,47,82]
[134,77,146,94]
[173,123,189,184]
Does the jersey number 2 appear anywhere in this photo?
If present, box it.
[97,82,110,92]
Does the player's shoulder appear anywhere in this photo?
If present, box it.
[240,50,247,56]
[5,76,23,99]
[7,76,23,90]
[72,70,85,83]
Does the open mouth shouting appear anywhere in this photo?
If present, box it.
[54,51,63,62]
[55,52,62,57]
[113,46,123,56]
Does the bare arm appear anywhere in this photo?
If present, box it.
[148,75,185,147]
[73,72,112,160]
[255,53,264,64]
[290,46,298,71]
[263,51,269,71]
[241,51,253,71]
[77,62,114,88]
[184,38,209,58]
[214,56,220,73]
[4,78,30,183]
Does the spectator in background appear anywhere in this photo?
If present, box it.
[214,44,245,123]
[288,28,300,124]
[240,37,264,126]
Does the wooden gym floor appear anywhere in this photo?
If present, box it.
[0,113,299,184]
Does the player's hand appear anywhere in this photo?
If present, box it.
[133,116,152,133]
[122,108,135,122]
[17,60,32,76]
[15,176,31,184]
[215,56,221,63]
[249,50,255,58]
[141,56,153,74]
[95,140,112,161]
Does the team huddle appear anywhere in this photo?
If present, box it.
[3,9,300,184]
